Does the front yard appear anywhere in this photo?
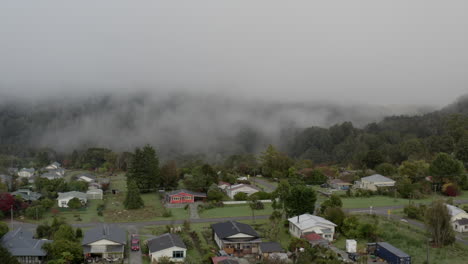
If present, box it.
[198,203,274,219]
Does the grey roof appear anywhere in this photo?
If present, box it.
[456,218,468,225]
[51,162,61,167]
[19,168,35,174]
[147,233,186,252]
[41,172,63,179]
[78,173,96,179]
[57,191,87,200]
[211,221,259,239]
[361,174,395,183]
[1,227,51,257]
[376,242,410,258]
[219,260,240,264]
[11,189,42,201]
[82,225,126,245]
[166,189,207,197]
[259,242,285,253]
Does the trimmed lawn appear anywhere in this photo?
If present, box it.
[27,200,104,224]
[334,215,468,264]
[199,203,274,219]
[341,196,411,209]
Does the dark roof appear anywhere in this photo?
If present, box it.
[147,233,186,252]
[11,190,42,201]
[259,242,285,253]
[1,227,52,257]
[456,218,468,225]
[377,242,410,258]
[166,189,207,197]
[82,225,126,245]
[219,260,240,264]
[211,221,259,239]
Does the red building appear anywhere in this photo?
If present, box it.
[165,189,207,204]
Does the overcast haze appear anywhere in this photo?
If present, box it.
[0,1,467,106]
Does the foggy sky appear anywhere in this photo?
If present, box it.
[1,1,467,106]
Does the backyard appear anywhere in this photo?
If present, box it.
[334,215,468,264]
[198,203,274,219]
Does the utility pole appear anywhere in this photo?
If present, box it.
[426,238,430,264]
[10,205,13,230]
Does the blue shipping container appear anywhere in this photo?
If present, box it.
[375,242,411,264]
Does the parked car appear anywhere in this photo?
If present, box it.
[131,234,140,251]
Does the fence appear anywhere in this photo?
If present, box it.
[222,199,273,205]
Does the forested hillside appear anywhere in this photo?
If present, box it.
[0,92,433,160]
[288,95,468,167]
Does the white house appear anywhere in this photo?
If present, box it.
[288,213,337,241]
[17,168,35,178]
[57,191,87,208]
[82,225,126,260]
[78,173,96,183]
[212,221,262,256]
[356,174,395,191]
[446,204,468,232]
[147,233,187,263]
[226,184,260,199]
[86,189,103,200]
[45,162,61,170]
[217,181,232,191]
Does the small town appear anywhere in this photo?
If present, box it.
[1,2,468,264]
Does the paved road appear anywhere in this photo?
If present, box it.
[252,177,277,193]
[127,225,142,264]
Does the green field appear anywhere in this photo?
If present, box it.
[199,203,274,219]
[334,215,468,264]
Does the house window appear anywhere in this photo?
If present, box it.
[173,251,184,258]
[61,201,67,206]
[184,196,192,200]
[172,197,180,201]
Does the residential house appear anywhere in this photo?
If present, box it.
[226,184,260,199]
[212,220,262,256]
[0,227,52,264]
[329,179,352,190]
[165,189,207,204]
[77,173,96,183]
[18,168,35,178]
[212,257,244,264]
[303,233,329,247]
[356,174,395,191]
[218,181,232,191]
[57,191,87,208]
[259,242,288,260]
[288,214,337,241]
[147,233,187,263]
[446,204,468,232]
[11,189,42,202]
[86,189,104,200]
[45,162,61,170]
[40,172,63,180]
[82,225,126,261]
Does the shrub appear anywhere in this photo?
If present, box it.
[443,183,460,197]
[249,191,272,200]
[403,204,426,220]
[234,192,248,201]
[96,203,105,216]
[25,205,45,219]
[162,208,172,217]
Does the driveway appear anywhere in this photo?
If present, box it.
[127,225,142,264]
[252,177,277,193]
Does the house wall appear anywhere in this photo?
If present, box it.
[451,212,468,232]
[214,233,223,248]
[288,222,335,241]
[57,197,87,207]
[18,172,32,178]
[150,246,186,263]
[227,186,259,199]
[167,193,194,204]
[16,255,42,264]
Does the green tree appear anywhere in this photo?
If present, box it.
[284,185,316,217]
[160,160,179,189]
[54,225,76,242]
[319,194,342,214]
[375,163,397,176]
[323,207,345,232]
[362,150,384,169]
[44,239,83,264]
[234,192,248,201]
[455,132,468,165]
[25,205,45,220]
[425,200,455,247]
[429,153,465,184]
[207,185,224,202]
[0,244,20,264]
[259,145,292,178]
[398,160,429,182]
[75,228,83,239]
[0,222,8,238]
[124,180,144,209]
[66,198,82,209]
[127,145,160,192]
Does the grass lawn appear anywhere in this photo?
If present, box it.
[334,214,468,264]
[199,203,274,219]
[27,200,104,224]
[341,196,412,209]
